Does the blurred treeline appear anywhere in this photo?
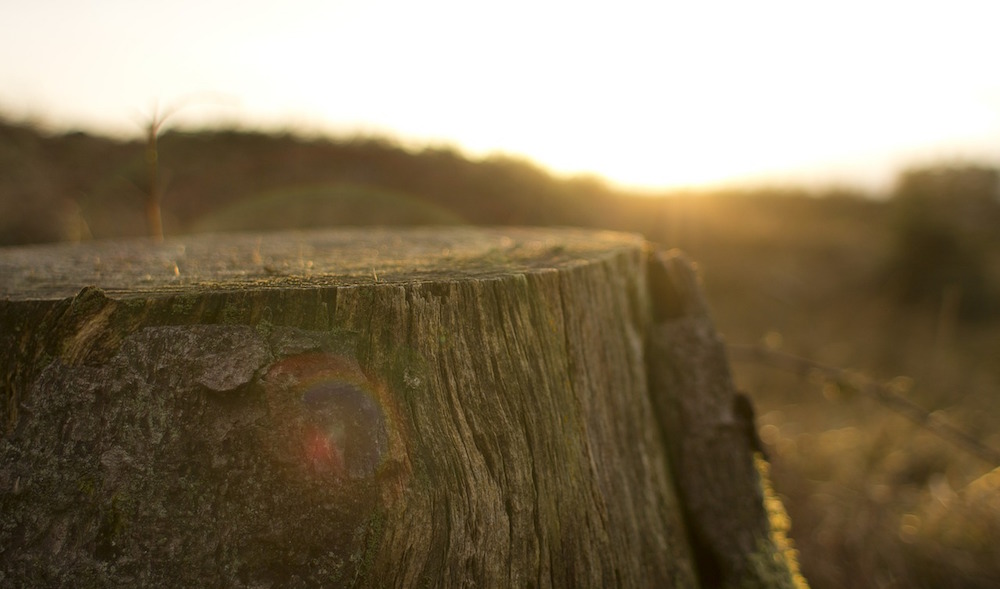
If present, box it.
[3,116,998,322]
[0,117,657,244]
[0,117,886,245]
[3,117,1000,588]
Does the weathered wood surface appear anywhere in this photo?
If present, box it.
[0,228,693,588]
[0,227,803,588]
[647,251,802,588]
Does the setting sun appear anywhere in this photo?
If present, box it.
[2,0,998,190]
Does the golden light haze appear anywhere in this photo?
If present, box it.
[2,0,998,191]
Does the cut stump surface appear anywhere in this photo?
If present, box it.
[0,227,801,588]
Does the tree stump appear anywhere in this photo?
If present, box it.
[0,227,802,588]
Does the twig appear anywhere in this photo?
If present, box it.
[135,94,237,242]
[728,343,1000,466]
[144,107,167,242]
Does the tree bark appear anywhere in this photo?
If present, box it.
[646,250,803,588]
[0,227,800,588]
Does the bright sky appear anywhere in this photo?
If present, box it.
[2,0,999,191]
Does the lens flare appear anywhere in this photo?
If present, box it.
[263,353,392,481]
[301,379,386,479]
[304,425,344,474]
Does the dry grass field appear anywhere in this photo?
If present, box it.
[660,194,1000,588]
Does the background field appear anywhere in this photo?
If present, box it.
[3,118,999,588]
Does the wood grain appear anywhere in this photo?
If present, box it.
[0,228,699,588]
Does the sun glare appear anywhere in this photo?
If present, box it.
[1,0,998,189]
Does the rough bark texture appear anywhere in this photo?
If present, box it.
[0,228,704,588]
[646,250,803,589]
